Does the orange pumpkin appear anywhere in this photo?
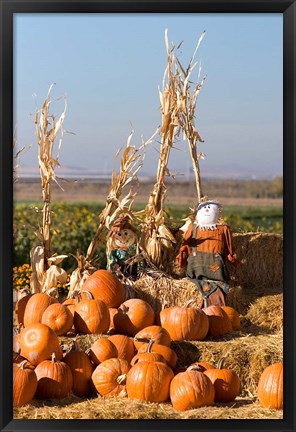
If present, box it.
[202,305,232,338]
[64,348,95,397]
[137,342,177,369]
[13,360,38,407]
[15,290,33,325]
[80,269,125,308]
[170,369,215,411]
[130,351,166,366]
[88,337,118,366]
[41,303,74,336]
[23,293,58,327]
[204,358,240,402]
[108,307,118,331]
[257,362,283,409]
[74,292,110,334]
[187,361,216,373]
[19,323,63,366]
[134,325,171,351]
[108,334,135,364]
[126,361,174,403]
[113,299,155,337]
[91,358,130,397]
[160,306,209,341]
[220,306,241,330]
[34,353,73,399]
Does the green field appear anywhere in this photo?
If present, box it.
[13,201,283,272]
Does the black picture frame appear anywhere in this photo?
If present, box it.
[0,1,295,431]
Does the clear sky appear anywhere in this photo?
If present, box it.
[14,13,283,179]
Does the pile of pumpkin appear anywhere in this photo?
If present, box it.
[13,269,283,412]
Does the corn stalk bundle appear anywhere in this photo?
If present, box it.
[29,84,68,294]
[67,131,149,298]
[141,29,206,269]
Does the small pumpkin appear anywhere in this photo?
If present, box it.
[41,303,74,336]
[19,323,63,366]
[23,292,58,327]
[204,358,240,402]
[108,334,135,364]
[80,269,125,308]
[257,362,283,409]
[170,369,215,411]
[64,343,95,397]
[220,306,241,330]
[91,358,130,397]
[113,298,155,337]
[74,291,110,335]
[134,325,171,351]
[15,289,33,326]
[88,337,118,366]
[187,361,216,373]
[13,360,38,407]
[160,306,209,341]
[202,305,232,338]
[131,341,166,366]
[137,341,178,369]
[126,361,174,403]
[34,353,73,399]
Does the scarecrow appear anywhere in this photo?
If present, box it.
[176,200,238,307]
[106,214,139,280]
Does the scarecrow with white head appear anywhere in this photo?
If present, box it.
[176,200,238,307]
[106,214,139,280]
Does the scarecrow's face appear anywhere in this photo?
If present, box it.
[196,203,220,226]
[112,228,137,249]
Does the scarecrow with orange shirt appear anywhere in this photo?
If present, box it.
[176,200,238,307]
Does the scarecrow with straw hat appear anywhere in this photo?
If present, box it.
[106,214,139,280]
[176,199,238,307]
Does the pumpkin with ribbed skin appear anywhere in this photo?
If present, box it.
[19,323,63,366]
[13,360,38,407]
[41,303,74,336]
[202,305,232,338]
[15,290,32,325]
[64,348,95,397]
[134,325,171,351]
[130,351,166,366]
[187,361,216,373]
[257,362,283,409]
[170,369,215,411]
[160,306,209,341]
[204,359,240,402]
[62,297,76,318]
[220,306,241,331]
[108,308,118,331]
[91,358,130,397]
[137,342,177,369]
[126,361,174,403]
[108,334,135,364]
[34,353,73,399]
[88,338,118,366]
[81,269,125,308]
[113,299,155,337]
[23,293,58,327]
[74,292,110,334]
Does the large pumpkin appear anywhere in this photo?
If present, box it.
[108,334,135,364]
[13,360,38,407]
[80,269,125,308]
[34,353,73,399]
[134,325,171,351]
[202,305,232,338]
[91,358,130,397]
[126,361,174,403]
[41,303,74,336]
[257,362,283,409]
[74,292,110,334]
[113,299,155,337]
[160,306,209,341]
[170,369,215,411]
[204,359,240,402]
[23,293,58,327]
[220,306,241,331]
[64,348,95,397]
[19,323,63,366]
[88,337,118,366]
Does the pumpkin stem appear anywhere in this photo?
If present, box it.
[116,373,127,385]
[187,364,206,373]
[121,304,129,314]
[18,360,29,370]
[217,356,227,369]
[80,290,95,300]
[146,339,154,353]
[51,353,57,363]
[134,337,151,344]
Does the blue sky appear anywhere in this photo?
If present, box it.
[14,13,283,179]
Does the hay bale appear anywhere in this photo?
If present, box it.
[172,332,283,397]
[243,293,283,333]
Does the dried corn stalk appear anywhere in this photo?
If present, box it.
[29,84,68,294]
[67,131,150,298]
[13,134,31,183]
